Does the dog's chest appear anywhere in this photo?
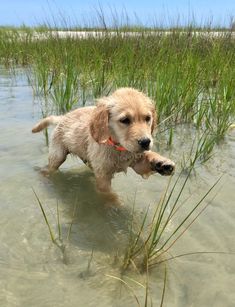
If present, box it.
[109,151,141,173]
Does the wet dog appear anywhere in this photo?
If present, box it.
[32,88,175,196]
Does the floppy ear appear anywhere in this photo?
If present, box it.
[90,103,110,143]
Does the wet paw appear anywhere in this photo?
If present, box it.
[151,159,175,176]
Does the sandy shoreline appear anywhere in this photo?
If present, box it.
[18,30,235,40]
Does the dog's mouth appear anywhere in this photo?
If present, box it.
[112,137,153,154]
[126,145,152,154]
[122,139,153,153]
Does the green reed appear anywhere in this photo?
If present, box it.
[122,168,222,271]
[32,188,78,264]
[0,20,234,161]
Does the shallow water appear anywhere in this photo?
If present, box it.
[0,68,234,307]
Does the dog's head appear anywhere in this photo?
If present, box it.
[90,88,157,153]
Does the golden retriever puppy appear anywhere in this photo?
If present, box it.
[32,88,175,194]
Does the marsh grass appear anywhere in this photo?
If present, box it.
[179,131,216,170]
[106,274,147,307]
[122,168,222,271]
[32,174,230,305]
[32,188,78,263]
[106,264,167,307]
[3,14,234,272]
[1,19,234,162]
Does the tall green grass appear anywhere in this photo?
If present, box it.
[122,168,222,271]
[0,19,234,160]
[32,188,78,264]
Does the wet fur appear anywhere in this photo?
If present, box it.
[32,88,175,197]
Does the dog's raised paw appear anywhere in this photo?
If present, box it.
[151,159,175,176]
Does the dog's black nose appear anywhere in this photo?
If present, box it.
[138,138,151,150]
[162,164,174,173]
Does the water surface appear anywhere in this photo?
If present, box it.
[0,68,234,307]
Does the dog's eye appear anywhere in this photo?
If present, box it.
[119,117,131,125]
[145,115,151,123]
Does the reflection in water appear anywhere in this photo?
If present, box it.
[48,168,135,253]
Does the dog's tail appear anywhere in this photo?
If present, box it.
[32,115,63,133]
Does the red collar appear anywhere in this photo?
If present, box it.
[105,137,127,151]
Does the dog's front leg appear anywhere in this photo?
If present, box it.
[95,174,112,193]
[95,174,121,206]
[132,151,175,178]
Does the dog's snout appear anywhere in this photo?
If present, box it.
[138,138,151,150]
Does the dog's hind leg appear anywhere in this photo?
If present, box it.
[47,142,68,172]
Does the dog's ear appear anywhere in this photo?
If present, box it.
[90,103,109,143]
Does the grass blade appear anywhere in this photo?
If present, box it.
[32,187,55,243]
